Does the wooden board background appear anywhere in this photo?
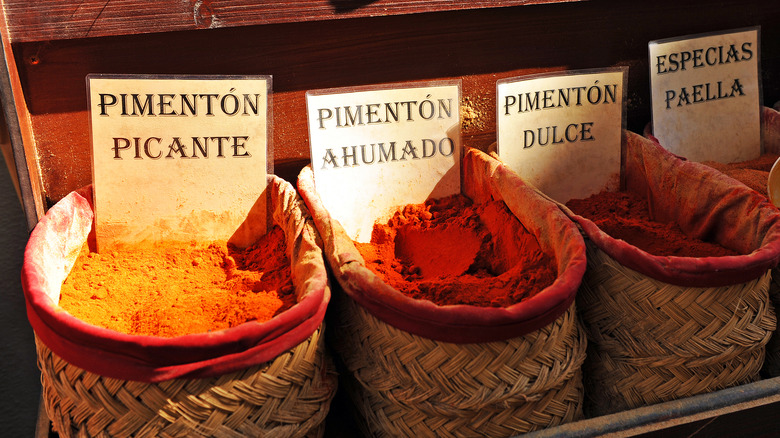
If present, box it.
[6,1,780,436]
[5,0,780,212]
[2,0,573,42]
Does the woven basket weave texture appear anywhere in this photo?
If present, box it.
[331,292,587,437]
[37,325,337,438]
[761,268,780,377]
[578,242,776,416]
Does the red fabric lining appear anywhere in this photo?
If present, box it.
[763,106,780,154]
[568,129,780,287]
[298,148,586,343]
[22,178,329,382]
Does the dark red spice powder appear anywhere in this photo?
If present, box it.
[702,153,779,197]
[355,195,557,307]
[566,191,739,257]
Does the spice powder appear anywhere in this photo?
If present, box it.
[59,226,297,337]
[702,153,780,197]
[355,195,557,307]
[566,190,740,257]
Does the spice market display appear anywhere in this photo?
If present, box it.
[6,2,780,437]
[564,130,780,416]
[23,178,338,437]
[698,106,780,378]
[298,148,589,436]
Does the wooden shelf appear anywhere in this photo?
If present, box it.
[7,1,780,436]
[5,0,780,219]
[2,0,575,43]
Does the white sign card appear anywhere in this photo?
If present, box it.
[306,81,462,242]
[649,27,761,163]
[497,68,626,203]
[88,74,272,251]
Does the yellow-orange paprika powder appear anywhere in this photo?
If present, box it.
[59,226,297,337]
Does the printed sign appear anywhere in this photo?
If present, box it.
[497,68,626,203]
[88,75,272,251]
[649,27,761,163]
[307,81,461,242]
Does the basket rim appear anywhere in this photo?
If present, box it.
[568,129,780,288]
[22,177,330,382]
[298,148,587,344]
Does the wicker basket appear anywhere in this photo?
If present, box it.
[23,176,338,437]
[763,272,780,376]
[578,243,774,415]
[37,326,336,438]
[569,130,780,416]
[299,147,589,437]
[760,106,780,377]
[645,107,780,379]
[331,292,586,437]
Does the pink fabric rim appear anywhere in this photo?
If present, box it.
[298,148,587,344]
[569,130,780,288]
[22,179,329,382]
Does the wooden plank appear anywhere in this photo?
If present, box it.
[10,0,780,209]
[635,402,780,438]
[0,109,22,203]
[13,4,577,204]
[2,0,576,43]
[0,0,45,229]
[523,376,780,438]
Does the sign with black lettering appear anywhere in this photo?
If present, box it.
[88,74,271,250]
[649,27,760,163]
[306,81,461,242]
[497,68,626,203]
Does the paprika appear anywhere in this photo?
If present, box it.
[59,226,297,337]
[354,194,557,307]
[566,190,740,257]
[702,153,779,197]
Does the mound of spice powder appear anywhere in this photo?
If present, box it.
[702,153,780,197]
[354,195,557,307]
[566,191,740,257]
[59,226,297,337]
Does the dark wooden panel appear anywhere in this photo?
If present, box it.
[0,2,45,228]
[12,0,780,205]
[636,400,780,438]
[2,0,574,43]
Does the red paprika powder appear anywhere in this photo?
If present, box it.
[566,191,740,257]
[355,195,557,307]
[702,153,779,197]
[59,226,297,337]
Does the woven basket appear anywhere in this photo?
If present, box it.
[760,106,780,377]
[23,176,338,437]
[645,107,780,378]
[331,291,586,437]
[37,325,337,438]
[570,129,780,416]
[578,242,775,415]
[763,272,780,376]
[298,147,589,436]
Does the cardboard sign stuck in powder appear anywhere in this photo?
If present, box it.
[497,68,626,203]
[307,81,461,242]
[88,75,271,251]
[649,27,761,163]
